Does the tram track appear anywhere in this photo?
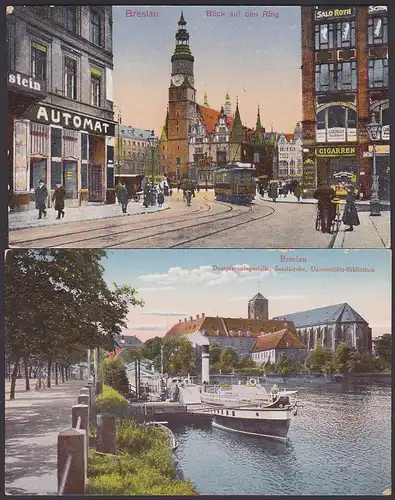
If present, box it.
[12,197,270,248]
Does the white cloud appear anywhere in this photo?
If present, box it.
[137,264,277,288]
[269,294,305,300]
[129,324,167,331]
[141,311,190,317]
[138,286,175,292]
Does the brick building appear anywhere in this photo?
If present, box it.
[301,5,389,200]
[7,5,116,210]
[251,329,308,365]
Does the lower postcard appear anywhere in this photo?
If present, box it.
[4,248,391,496]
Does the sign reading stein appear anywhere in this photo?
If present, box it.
[27,104,115,137]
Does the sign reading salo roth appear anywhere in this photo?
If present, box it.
[29,104,115,137]
[314,7,354,20]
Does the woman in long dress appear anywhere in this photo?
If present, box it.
[342,185,360,232]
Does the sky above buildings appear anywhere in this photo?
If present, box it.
[113,5,302,135]
[102,249,391,341]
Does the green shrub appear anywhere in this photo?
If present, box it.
[117,420,167,456]
[93,384,129,417]
[101,358,130,396]
[87,473,131,494]
[142,439,175,478]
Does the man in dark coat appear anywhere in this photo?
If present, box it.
[118,181,129,214]
[35,179,48,219]
[53,181,66,219]
[313,186,336,233]
[342,185,360,232]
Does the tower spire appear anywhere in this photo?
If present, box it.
[256,103,263,132]
[204,91,209,107]
[224,90,232,116]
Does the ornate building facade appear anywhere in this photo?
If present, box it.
[276,123,304,180]
[160,13,276,185]
[301,5,389,200]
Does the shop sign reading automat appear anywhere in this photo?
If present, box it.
[27,104,115,137]
[314,7,354,20]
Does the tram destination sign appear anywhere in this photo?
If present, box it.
[314,7,355,20]
[26,104,115,137]
[316,146,357,157]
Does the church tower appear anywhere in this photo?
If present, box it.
[224,90,232,116]
[167,12,196,180]
[248,292,269,320]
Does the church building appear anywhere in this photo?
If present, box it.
[160,12,276,185]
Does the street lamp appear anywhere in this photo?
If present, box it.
[366,113,382,216]
[147,130,158,188]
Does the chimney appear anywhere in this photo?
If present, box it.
[196,314,200,320]
[184,318,187,322]
[202,313,205,318]
[190,316,193,321]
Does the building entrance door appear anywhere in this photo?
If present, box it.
[63,161,77,199]
[30,158,47,191]
[88,163,103,202]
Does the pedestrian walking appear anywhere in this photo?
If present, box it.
[53,181,66,219]
[177,181,181,193]
[313,186,336,234]
[158,191,164,208]
[197,184,200,193]
[143,184,150,208]
[269,183,278,202]
[294,184,302,202]
[118,180,129,214]
[342,185,360,232]
[141,175,147,192]
[35,179,48,219]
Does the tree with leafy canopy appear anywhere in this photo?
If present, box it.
[307,345,333,373]
[373,334,391,364]
[220,347,238,371]
[209,342,221,365]
[333,343,352,373]
[5,250,144,400]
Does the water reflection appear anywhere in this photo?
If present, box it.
[172,382,391,495]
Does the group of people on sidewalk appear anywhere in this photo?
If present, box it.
[314,184,360,234]
[115,175,171,214]
[261,181,303,202]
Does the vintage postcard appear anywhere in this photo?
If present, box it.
[4,248,391,495]
[6,5,390,248]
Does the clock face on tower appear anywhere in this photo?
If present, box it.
[172,74,184,87]
[188,75,195,87]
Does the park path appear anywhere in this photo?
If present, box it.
[5,379,87,495]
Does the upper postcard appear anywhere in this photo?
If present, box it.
[7,5,390,249]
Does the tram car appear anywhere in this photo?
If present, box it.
[214,163,256,203]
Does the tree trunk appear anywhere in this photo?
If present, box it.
[29,365,33,379]
[8,363,11,382]
[65,365,69,381]
[55,363,59,385]
[24,358,30,391]
[61,365,65,383]
[47,359,52,388]
[10,358,20,400]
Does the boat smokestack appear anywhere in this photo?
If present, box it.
[201,345,210,384]
[202,313,205,318]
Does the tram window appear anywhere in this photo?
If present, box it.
[256,412,259,417]
[226,410,229,416]
[232,411,235,416]
[221,410,223,415]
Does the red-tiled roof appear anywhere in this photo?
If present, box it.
[197,104,234,134]
[252,329,307,352]
[166,317,295,338]
[284,133,294,142]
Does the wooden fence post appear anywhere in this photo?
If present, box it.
[87,381,94,399]
[72,404,89,479]
[80,387,91,407]
[96,413,116,454]
[57,428,86,495]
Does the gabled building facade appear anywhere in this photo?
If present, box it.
[273,302,372,354]
[251,329,308,365]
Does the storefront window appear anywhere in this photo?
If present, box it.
[315,21,355,50]
[316,106,357,143]
[316,63,357,92]
[30,159,47,191]
[368,17,388,45]
[368,59,388,88]
[31,42,47,81]
[81,164,88,189]
[14,121,29,192]
[81,133,88,160]
[51,161,62,190]
[64,57,77,99]
[51,127,62,158]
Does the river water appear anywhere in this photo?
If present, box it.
[172,380,391,495]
